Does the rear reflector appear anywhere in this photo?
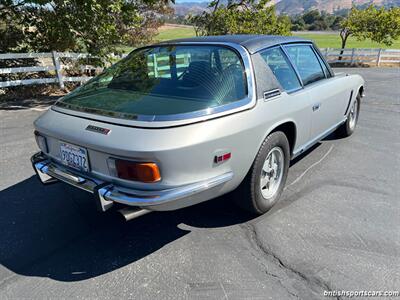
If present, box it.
[214,152,231,164]
[110,159,161,183]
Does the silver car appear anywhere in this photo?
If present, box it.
[31,35,364,220]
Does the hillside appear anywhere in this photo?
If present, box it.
[173,1,209,15]
[274,0,400,15]
[173,0,400,15]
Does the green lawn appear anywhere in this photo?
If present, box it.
[156,26,197,41]
[296,33,400,49]
[154,26,400,49]
[116,27,197,53]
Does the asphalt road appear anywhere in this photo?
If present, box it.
[0,68,399,299]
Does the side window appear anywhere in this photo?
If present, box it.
[219,48,241,69]
[260,47,302,92]
[284,45,326,85]
[211,48,242,71]
[317,55,332,78]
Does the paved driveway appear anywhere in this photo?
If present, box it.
[0,68,399,299]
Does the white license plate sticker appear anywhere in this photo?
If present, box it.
[60,142,89,172]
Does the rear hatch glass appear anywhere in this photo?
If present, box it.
[55,45,247,120]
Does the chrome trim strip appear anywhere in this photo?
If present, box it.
[35,160,100,193]
[52,167,86,183]
[292,119,346,158]
[32,153,234,207]
[52,42,257,128]
[100,171,234,207]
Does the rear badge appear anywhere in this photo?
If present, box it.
[86,125,111,135]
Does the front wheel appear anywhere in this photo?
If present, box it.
[338,93,361,137]
[235,131,290,215]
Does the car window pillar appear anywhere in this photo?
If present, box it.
[280,45,304,88]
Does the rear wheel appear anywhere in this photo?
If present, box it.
[338,93,361,137]
[235,131,290,215]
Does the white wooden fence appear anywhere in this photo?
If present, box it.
[0,51,103,89]
[1,48,399,89]
[0,51,190,89]
[320,48,400,66]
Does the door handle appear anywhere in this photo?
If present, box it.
[312,103,321,112]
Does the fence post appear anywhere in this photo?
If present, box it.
[52,51,64,89]
[350,48,355,65]
[152,54,158,77]
[325,47,329,58]
[377,48,382,67]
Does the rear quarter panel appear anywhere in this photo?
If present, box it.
[34,90,307,194]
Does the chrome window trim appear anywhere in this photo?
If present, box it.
[253,42,313,90]
[249,40,311,54]
[279,45,305,89]
[257,45,304,94]
[282,43,327,86]
[311,44,334,78]
[254,42,332,96]
[309,44,329,79]
[52,42,256,127]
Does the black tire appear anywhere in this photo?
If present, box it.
[338,93,361,137]
[234,131,290,215]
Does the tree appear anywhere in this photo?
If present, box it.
[290,15,306,31]
[0,0,174,61]
[0,0,27,52]
[329,15,344,31]
[340,5,400,52]
[190,0,291,37]
[290,10,343,32]
[302,10,322,26]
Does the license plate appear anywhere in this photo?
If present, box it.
[60,142,89,172]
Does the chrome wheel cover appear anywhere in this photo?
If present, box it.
[349,98,358,130]
[260,147,284,199]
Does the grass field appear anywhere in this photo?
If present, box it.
[295,33,400,49]
[155,26,400,49]
[157,26,197,41]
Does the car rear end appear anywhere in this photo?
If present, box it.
[31,42,257,216]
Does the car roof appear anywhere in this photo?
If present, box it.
[156,35,312,54]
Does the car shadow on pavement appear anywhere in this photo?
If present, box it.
[289,142,322,167]
[0,176,254,283]
[322,130,347,141]
[0,133,336,283]
[289,130,341,167]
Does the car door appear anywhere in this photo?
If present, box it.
[283,44,348,141]
[259,46,312,151]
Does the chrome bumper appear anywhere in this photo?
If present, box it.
[31,152,233,212]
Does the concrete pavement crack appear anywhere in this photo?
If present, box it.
[240,222,341,300]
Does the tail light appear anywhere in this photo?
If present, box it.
[34,131,48,153]
[108,158,161,183]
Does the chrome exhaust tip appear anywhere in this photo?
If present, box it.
[118,207,151,221]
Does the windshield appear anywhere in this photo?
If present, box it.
[56,45,248,120]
